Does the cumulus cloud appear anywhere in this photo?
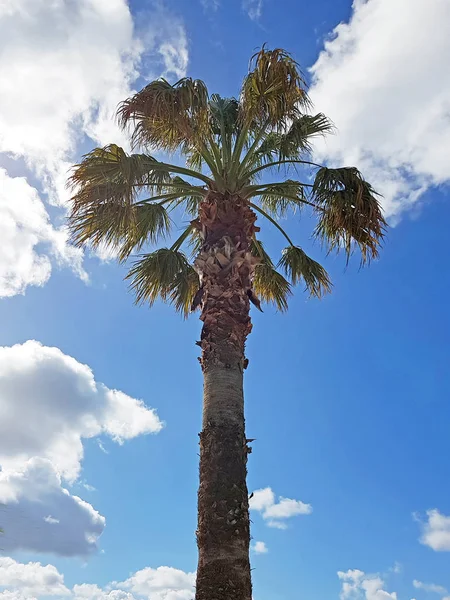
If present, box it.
[418,509,450,551]
[0,169,87,297]
[0,340,162,556]
[0,458,105,556]
[0,557,69,598]
[251,541,268,554]
[0,559,195,600]
[0,0,189,296]
[338,569,397,600]
[0,340,163,482]
[309,0,450,220]
[117,565,196,600]
[249,487,312,529]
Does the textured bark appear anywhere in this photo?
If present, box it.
[194,193,258,600]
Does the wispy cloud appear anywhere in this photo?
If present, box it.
[243,0,263,21]
[201,0,220,10]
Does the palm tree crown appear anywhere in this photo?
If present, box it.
[68,47,386,314]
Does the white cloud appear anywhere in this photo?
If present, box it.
[0,560,194,600]
[0,340,162,557]
[0,0,189,295]
[0,169,87,298]
[0,340,163,482]
[73,584,137,600]
[243,0,263,20]
[0,557,69,598]
[338,569,397,600]
[418,509,450,551]
[413,581,448,596]
[0,458,105,556]
[118,565,196,600]
[252,541,268,554]
[309,0,450,220]
[249,487,275,511]
[249,487,312,529]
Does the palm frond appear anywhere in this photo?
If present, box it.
[312,167,387,263]
[278,245,331,298]
[118,78,210,151]
[249,132,282,169]
[279,113,334,157]
[255,180,306,217]
[126,247,199,317]
[249,114,333,170]
[240,47,310,126]
[209,95,240,136]
[70,199,172,261]
[250,238,291,311]
[68,144,172,203]
[170,177,203,216]
[183,144,204,171]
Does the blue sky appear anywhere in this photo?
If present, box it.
[1,1,450,599]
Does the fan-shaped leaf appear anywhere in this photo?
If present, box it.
[257,180,305,216]
[250,239,292,311]
[312,167,386,263]
[241,47,310,125]
[126,247,199,317]
[70,200,171,261]
[118,78,210,151]
[278,245,331,298]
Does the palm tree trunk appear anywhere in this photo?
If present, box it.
[196,363,251,600]
[194,194,258,600]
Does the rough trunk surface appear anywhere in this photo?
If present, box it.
[194,193,258,600]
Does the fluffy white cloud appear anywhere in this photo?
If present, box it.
[309,0,450,220]
[0,340,162,556]
[73,584,136,600]
[0,340,163,482]
[249,487,312,529]
[418,509,450,551]
[0,0,189,295]
[251,541,268,554]
[118,566,195,600]
[0,169,87,297]
[338,569,397,600]
[0,557,69,598]
[0,458,105,556]
[0,561,194,600]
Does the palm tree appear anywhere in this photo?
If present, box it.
[68,48,386,600]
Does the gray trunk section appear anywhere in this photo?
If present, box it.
[202,365,244,429]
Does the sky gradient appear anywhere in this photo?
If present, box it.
[1,1,450,599]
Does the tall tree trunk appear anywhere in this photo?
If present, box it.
[194,193,259,600]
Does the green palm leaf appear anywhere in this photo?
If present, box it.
[279,245,332,298]
[126,247,199,317]
[251,239,292,311]
[256,180,306,216]
[71,200,172,261]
